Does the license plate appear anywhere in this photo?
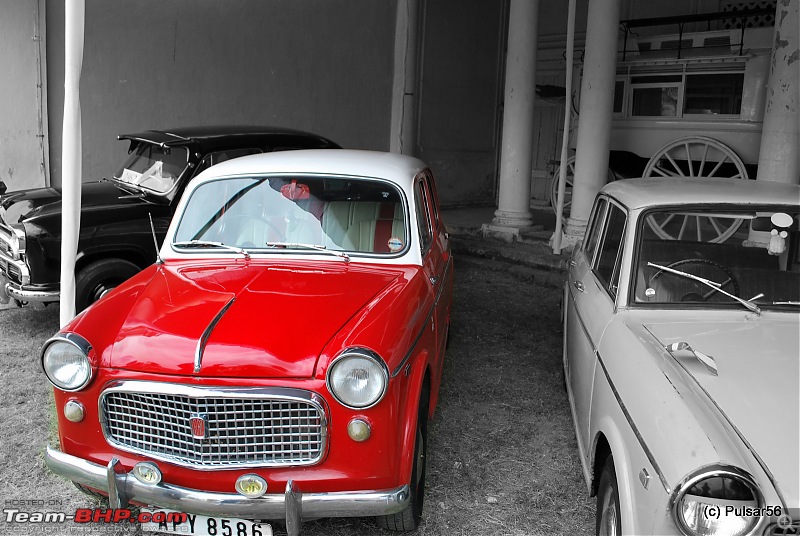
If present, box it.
[141,508,272,536]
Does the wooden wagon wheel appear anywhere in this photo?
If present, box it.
[643,136,748,243]
[549,156,615,218]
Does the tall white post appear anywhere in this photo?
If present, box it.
[490,0,540,232]
[755,0,799,186]
[60,0,84,326]
[562,0,621,247]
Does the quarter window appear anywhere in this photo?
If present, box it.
[594,203,627,296]
[414,179,433,252]
[584,198,608,263]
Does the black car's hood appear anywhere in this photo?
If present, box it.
[0,181,160,225]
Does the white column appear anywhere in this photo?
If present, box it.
[490,0,539,230]
[562,0,621,247]
[390,0,420,155]
[60,0,84,326]
[755,0,799,186]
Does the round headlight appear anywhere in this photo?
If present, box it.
[672,466,762,536]
[42,335,92,391]
[326,349,388,409]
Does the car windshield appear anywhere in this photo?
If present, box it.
[113,143,188,194]
[633,206,799,310]
[173,175,408,256]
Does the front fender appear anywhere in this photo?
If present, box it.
[396,348,430,486]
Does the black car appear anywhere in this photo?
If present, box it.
[0,126,340,311]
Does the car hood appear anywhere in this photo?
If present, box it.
[642,317,799,504]
[0,181,154,224]
[107,261,406,378]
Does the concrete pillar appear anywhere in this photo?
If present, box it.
[755,0,799,186]
[562,0,621,247]
[390,0,420,155]
[488,0,539,234]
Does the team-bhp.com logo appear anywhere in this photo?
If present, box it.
[4,507,186,525]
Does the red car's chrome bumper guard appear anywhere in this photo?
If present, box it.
[45,445,409,536]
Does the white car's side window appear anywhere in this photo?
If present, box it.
[594,203,627,297]
[583,198,608,264]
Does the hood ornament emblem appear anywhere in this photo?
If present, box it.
[190,413,209,440]
[665,341,718,376]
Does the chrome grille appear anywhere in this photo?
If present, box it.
[100,382,327,469]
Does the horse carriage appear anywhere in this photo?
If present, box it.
[550,7,777,243]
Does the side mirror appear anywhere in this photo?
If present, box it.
[0,181,7,195]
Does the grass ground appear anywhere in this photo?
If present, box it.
[0,255,593,535]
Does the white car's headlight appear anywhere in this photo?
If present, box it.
[672,466,763,536]
[326,348,388,409]
[41,334,92,391]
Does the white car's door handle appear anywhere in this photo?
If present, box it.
[573,280,585,293]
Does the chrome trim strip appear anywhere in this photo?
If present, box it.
[46,445,409,521]
[194,297,236,373]
[595,351,671,494]
[98,381,329,470]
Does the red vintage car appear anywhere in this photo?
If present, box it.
[43,149,454,536]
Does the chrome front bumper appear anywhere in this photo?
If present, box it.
[0,254,58,303]
[45,445,409,536]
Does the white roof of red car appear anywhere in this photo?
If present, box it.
[192,149,429,189]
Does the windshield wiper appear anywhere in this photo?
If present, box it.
[173,240,250,259]
[102,177,149,200]
[772,301,800,306]
[647,262,761,315]
[266,242,350,263]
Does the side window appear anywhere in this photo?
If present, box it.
[194,148,263,176]
[594,203,627,296]
[424,171,441,230]
[583,198,608,263]
[414,179,433,252]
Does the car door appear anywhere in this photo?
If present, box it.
[565,197,627,459]
[414,173,450,377]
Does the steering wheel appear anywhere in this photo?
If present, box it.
[648,258,740,301]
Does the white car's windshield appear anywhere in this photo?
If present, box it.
[113,143,187,194]
[634,207,799,309]
[173,175,407,256]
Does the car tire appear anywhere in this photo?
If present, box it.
[75,258,140,312]
[377,385,429,531]
[596,455,622,536]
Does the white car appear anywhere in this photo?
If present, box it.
[563,178,799,536]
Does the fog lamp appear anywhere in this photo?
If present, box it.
[63,400,85,423]
[132,462,162,485]
[347,419,371,442]
[235,474,268,498]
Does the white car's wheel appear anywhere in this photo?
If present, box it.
[596,455,621,536]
